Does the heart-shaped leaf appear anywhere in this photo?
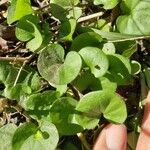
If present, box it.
[37,44,82,86]
[117,0,150,35]
[75,90,127,129]
[79,47,109,77]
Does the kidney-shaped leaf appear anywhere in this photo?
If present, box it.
[37,44,82,86]
[7,0,33,24]
[117,0,150,35]
[79,47,109,77]
[75,90,127,129]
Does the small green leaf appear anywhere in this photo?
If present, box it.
[59,18,76,41]
[117,0,150,35]
[16,15,43,51]
[102,42,116,54]
[71,32,103,51]
[0,124,17,150]
[90,19,110,31]
[37,44,82,86]
[106,54,132,85]
[7,0,33,24]
[93,0,119,9]
[79,47,109,77]
[50,97,83,135]
[75,91,127,129]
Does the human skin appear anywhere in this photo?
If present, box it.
[93,91,150,150]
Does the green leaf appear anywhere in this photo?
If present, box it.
[91,28,150,42]
[50,97,83,135]
[79,47,109,77]
[71,32,103,51]
[91,76,117,92]
[115,40,137,57]
[7,0,33,24]
[12,122,59,150]
[90,19,110,31]
[26,91,60,120]
[72,71,95,92]
[102,42,116,54]
[0,124,17,150]
[106,54,132,85]
[117,0,150,35]
[68,7,82,20]
[50,4,68,21]
[59,18,76,41]
[16,15,43,51]
[50,0,79,8]
[3,83,32,101]
[93,0,119,9]
[75,91,127,129]
[37,44,82,86]
[12,123,37,150]
[22,122,59,150]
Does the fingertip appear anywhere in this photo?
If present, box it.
[105,124,127,150]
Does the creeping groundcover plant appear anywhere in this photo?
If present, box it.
[0,0,150,149]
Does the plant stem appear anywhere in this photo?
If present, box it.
[77,12,104,23]
[0,55,33,62]
[13,54,35,86]
[77,132,91,150]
